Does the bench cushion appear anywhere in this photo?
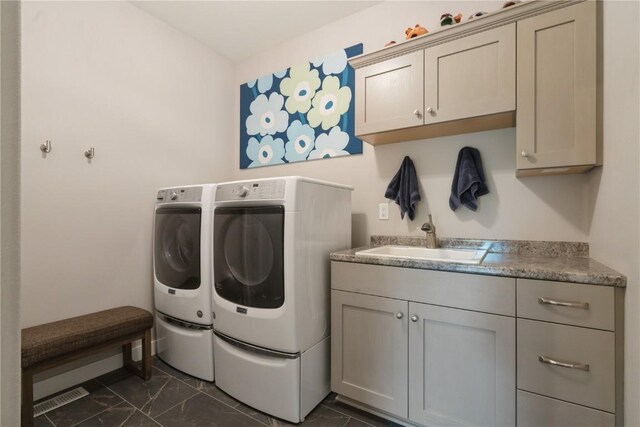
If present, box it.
[22,306,153,368]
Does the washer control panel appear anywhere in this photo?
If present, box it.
[216,180,285,201]
[156,186,203,203]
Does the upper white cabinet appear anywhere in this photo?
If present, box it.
[350,0,601,176]
[355,51,424,136]
[354,25,516,145]
[424,24,515,125]
[516,1,598,176]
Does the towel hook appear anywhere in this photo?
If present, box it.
[40,140,52,154]
[84,147,95,159]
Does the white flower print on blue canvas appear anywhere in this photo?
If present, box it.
[246,136,285,167]
[239,44,362,169]
[312,49,348,75]
[247,69,288,94]
[285,120,315,162]
[245,93,289,136]
[279,63,321,114]
[308,127,350,159]
[307,76,352,131]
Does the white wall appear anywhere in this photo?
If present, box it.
[20,1,234,327]
[0,2,21,425]
[233,1,592,247]
[588,2,640,425]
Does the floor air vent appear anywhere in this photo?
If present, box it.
[33,386,89,417]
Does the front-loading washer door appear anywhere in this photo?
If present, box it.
[154,207,201,290]
[214,206,284,309]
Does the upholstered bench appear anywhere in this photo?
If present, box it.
[21,306,153,426]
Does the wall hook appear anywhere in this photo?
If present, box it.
[40,140,52,153]
[84,147,95,159]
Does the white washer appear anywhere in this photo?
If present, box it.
[153,184,216,381]
[212,177,352,423]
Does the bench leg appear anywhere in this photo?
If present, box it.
[122,342,132,368]
[142,328,152,380]
[22,368,34,427]
[123,330,152,381]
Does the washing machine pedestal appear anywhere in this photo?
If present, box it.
[155,312,214,382]
[213,334,330,423]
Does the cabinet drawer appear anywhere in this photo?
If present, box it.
[517,279,614,330]
[331,262,515,316]
[517,319,615,412]
[517,390,614,427]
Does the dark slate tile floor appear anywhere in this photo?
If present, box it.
[34,357,400,427]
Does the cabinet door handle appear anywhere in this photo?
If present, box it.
[537,296,589,309]
[413,109,421,118]
[396,312,404,319]
[538,354,590,371]
[425,107,434,115]
[521,150,529,158]
[410,315,419,322]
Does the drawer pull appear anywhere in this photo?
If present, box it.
[538,354,590,371]
[538,296,589,309]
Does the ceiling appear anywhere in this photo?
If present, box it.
[131,1,381,62]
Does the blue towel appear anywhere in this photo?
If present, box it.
[449,147,489,212]
[385,156,421,220]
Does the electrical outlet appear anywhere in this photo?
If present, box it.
[378,203,389,220]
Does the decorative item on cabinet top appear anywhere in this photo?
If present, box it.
[239,44,363,169]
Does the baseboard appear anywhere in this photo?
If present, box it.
[33,339,157,401]
[334,395,420,427]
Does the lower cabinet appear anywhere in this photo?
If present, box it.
[331,263,622,426]
[330,290,409,418]
[331,289,516,426]
[409,303,515,426]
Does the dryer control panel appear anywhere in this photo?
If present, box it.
[216,180,285,201]
[156,186,203,203]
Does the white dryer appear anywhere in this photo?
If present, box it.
[212,177,352,423]
[153,184,216,381]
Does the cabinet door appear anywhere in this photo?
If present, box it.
[424,24,515,125]
[355,50,424,136]
[516,1,596,171]
[331,290,409,418]
[408,303,515,426]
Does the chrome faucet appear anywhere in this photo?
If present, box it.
[421,215,438,249]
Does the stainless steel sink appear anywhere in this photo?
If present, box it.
[355,245,488,265]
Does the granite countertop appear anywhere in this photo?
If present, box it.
[330,236,626,287]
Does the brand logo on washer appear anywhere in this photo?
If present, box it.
[236,307,247,314]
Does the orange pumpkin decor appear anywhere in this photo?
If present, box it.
[405,24,428,40]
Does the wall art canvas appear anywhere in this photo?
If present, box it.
[239,44,363,169]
